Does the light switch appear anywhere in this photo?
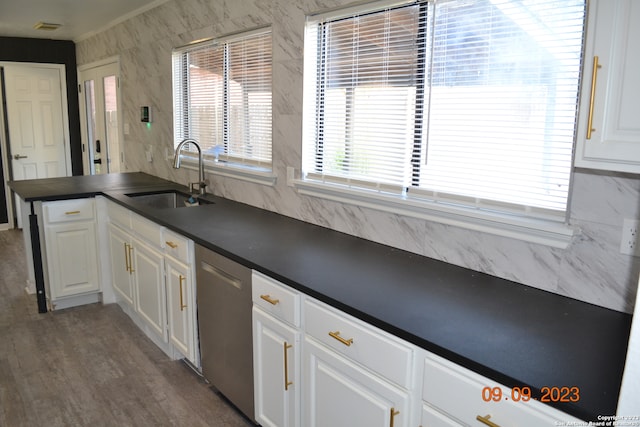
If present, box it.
[141,106,152,123]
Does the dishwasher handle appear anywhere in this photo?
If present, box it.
[200,261,243,290]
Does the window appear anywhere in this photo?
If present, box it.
[302,0,585,246]
[173,28,272,172]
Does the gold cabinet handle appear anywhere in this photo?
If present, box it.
[586,55,601,140]
[123,242,130,272]
[260,294,280,305]
[179,275,187,311]
[476,414,501,427]
[389,408,399,427]
[283,342,293,391]
[166,241,178,249]
[328,331,353,347]
[127,244,134,273]
[65,210,81,215]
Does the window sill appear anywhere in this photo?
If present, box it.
[293,178,575,249]
[176,157,277,187]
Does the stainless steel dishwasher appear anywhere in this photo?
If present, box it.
[195,244,255,421]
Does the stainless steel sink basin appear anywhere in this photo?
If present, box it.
[126,191,213,209]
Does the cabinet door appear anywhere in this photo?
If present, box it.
[45,220,99,299]
[574,0,640,172]
[133,239,167,341]
[253,306,301,427]
[304,337,410,427]
[108,224,135,306]
[166,256,195,361]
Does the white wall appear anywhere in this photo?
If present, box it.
[75,0,640,313]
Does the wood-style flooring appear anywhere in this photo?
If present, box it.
[0,229,254,427]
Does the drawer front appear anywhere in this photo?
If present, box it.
[422,403,462,427]
[107,200,131,229]
[304,298,413,388]
[252,271,301,327]
[44,199,95,224]
[131,212,163,247]
[163,229,192,263]
[422,354,578,427]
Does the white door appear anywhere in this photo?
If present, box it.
[78,60,121,174]
[3,64,71,180]
[2,63,71,228]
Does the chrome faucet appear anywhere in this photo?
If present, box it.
[173,138,207,195]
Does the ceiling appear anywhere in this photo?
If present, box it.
[0,0,168,42]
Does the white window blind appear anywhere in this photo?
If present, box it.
[305,3,424,191]
[173,28,272,168]
[303,0,585,220]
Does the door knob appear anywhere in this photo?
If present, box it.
[13,154,28,160]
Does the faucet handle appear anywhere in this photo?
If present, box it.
[189,181,207,195]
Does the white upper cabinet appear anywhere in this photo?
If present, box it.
[574,0,640,172]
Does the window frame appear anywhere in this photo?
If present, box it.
[172,27,276,186]
[299,0,581,247]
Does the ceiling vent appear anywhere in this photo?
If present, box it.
[33,22,62,31]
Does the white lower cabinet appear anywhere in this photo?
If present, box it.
[252,271,302,427]
[132,239,166,341]
[108,223,135,307]
[108,217,167,343]
[105,200,198,366]
[42,198,101,309]
[253,306,301,427]
[304,337,410,427]
[252,272,585,427]
[165,256,195,361]
[420,352,584,427]
[303,298,412,427]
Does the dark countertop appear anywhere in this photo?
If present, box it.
[9,172,632,421]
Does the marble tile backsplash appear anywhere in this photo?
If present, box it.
[75,0,640,313]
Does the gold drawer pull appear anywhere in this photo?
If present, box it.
[179,275,187,311]
[166,241,178,249]
[476,414,501,427]
[586,55,601,140]
[65,210,81,215]
[390,408,399,427]
[260,294,280,305]
[283,342,293,391]
[328,331,353,347]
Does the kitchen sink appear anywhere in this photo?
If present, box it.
[125,191,214,209]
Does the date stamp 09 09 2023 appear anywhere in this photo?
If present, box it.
[481,387,639,426]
